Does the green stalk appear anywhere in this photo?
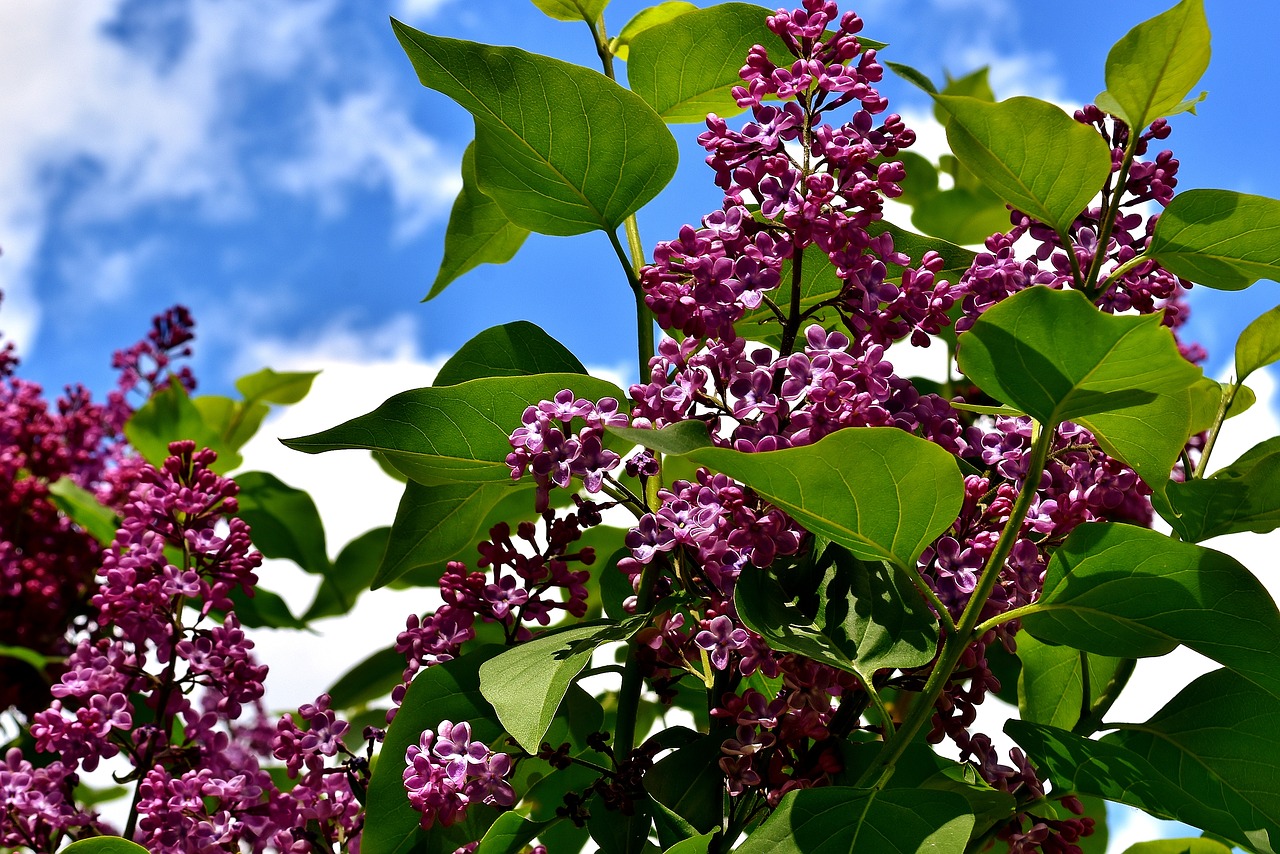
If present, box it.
[1084,135,1139,294]
[854,422,1055,788]
[1193,379,1241,479]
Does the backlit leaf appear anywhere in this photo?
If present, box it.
[1236,303,1280,381]
[1148,189,1280,290]
[393,22,676,235]
[610,2,697,62]
[1097,0,1210,131]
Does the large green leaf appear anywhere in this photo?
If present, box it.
[47,478,118,546]
[1148,190,1280,290]
[957,286,1202,497]
[609,423,964,568]
[934,95,1112,235]
[1020,523,1280,702]
[735,787,974,854]
[1106,669,1280,854]
[1007,721,1269,854]
[282,373,625,485]
[376,481,513,589]
[125,382,241,472]
[434,321,585,387]
[735,544,938,676]
[392,22,676,235]
[644,735,725,835]
[1237,304,1280,381]
[479,621,629,753]
[1008,669,1280,854]
[234,471,330,576]
[364,647,505,854]
[1165,436,1280,542]
[303,526,390,620]
[529,0,607,22]
[429,144,530,300]
[610,2,698,62]
[627,3,782,123]
[1096,0,1210,131]
[1016,634,1121,731]
[63,840,150,854]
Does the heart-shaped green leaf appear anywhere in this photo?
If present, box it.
[1148,189,1280,290]
[1096,0,1210,131]
[429,144,530,300]
[735,787,973,854]
[434,321,585,387]
[934,95,1112,235]
[282,373,625,485]
[392,21,676,235]
[609,423,964,568]
[957,286,1202,498]
[1021,522,1280,701]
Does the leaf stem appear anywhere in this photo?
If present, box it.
[1091,251,1149,301]
[1072,657,1136,736]
[1193,379,1240,479]
[854,421,1054,788]
[1084,135,1140,292]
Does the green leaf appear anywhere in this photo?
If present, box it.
[364,647,504,854]
[234,471,330,576]
[610,422,966,568]
[392,22,677,236]
[735,787,974,854]
[1009,671,1280,854]
[376,481,513,589]
[628,3,785,123]
[1107,669,1280,852]
[886,61,937,95]
[194,395,270,454]
[125,382,241,472]
[1008,720,1269,854]
[47,478,118,545]
[63,839,151,854]
[475,810,555,854]
[0,644,60,671]
[1148,189,1280,290]
[226,584,306,629]
[1097,0,1210,131]
[304,526,390,620]
[1236,303,1280,381]
[1121,840,1233,854]
[932,66,994,125]
[434,321,585,387]
[1021,522,1280,702]
[1016,634,1120,731]
[645,735,725,835]
[934,95,1112,235]
[735,544,938,676]
[957,286,1202,498]
[589,792,656,854]
[529,0,607,23]
[479,621,629,753]
[235,367,319,406]
[429,144,530,300]
[326,645,404,711]
[282,373,625,485]
[1166,436,1280,542]
[610,2,698,61]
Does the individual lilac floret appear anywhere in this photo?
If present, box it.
[403,720,514,830]
[696,614,751,670]
[507,392,628,512]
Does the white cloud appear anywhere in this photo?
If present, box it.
[275,88,461,241]
[395,0,454,20]
[0,0,457,355]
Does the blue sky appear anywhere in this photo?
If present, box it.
[6,2,1279,845]
[3,0,1278,399]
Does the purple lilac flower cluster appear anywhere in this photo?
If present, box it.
[0,303,196,716]
[5,441,371,852]
[475,2,1199,851]
[402,720,514,830]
